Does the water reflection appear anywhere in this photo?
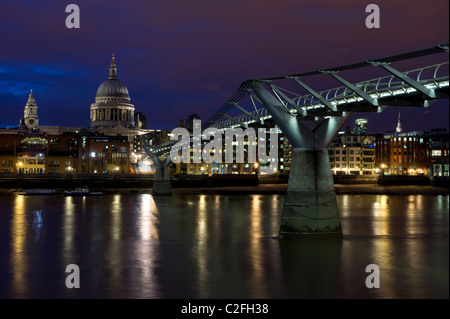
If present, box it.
[63,196,75,262]
[11,195,28,296]
[32,210,43,242]
[195,195,209,298]
[279,238,342,298]
[249,196,263,297]
[107,194,123,295]
[133,194,160,298]
[339,195,449,298]
[2,193,448,299]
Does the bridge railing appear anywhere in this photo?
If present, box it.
[210,61,449,129]
[291,62,449,109]
[357,61,449,96]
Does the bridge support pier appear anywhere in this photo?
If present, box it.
[280,149,341,239]
[143,146,172,196]
[152,164,172,196]
[249,81,349,240]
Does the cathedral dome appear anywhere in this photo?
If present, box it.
[94,53,130,100]
[95,78,129,98]
[90,54,135,128]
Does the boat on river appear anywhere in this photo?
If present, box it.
[64,187,102,196]
[19,189,57,196]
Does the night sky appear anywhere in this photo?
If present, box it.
[0,0,448,133]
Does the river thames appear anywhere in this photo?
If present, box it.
[0,193,448,299]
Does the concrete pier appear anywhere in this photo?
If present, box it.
[152,165,172,196]
[143,146,172,196]
[280,149,342,239]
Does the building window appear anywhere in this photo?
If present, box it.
[432,150,442,156]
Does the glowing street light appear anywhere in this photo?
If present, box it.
[380,164,386,175]
[17,162,23,174]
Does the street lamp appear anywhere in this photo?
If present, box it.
[253,163,259,175]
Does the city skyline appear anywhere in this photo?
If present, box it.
[0,1,448,302]
[0,0,449,132]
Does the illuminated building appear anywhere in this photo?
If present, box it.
[328,126,378,175]
[0,55,165,175]
[84,134,130,174]
[427,128,449,176]
[375,131,428,175]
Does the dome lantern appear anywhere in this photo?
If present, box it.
[108,53,118,80]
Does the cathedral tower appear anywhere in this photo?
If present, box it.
[22,89,39,130]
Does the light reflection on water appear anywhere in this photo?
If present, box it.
[11,195,27,296]
[0,194,448,299]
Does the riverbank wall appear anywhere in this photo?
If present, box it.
[0,173,448,192]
